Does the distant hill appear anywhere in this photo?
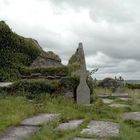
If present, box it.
[0,21,42,81]
[126,80,140,84]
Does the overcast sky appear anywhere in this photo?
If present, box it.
[0,0,140,80]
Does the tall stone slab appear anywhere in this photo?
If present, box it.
[76,43,90,104]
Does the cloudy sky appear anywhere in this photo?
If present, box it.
[0,0,140,80]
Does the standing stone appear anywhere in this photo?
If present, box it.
[76,43,90,104]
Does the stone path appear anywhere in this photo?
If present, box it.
[81,121,119,137]
[0,111,121,140]
[123,112,140,121]
[56,120,83,130]
[21,113,59,126]
[0,126,39,140]
[1,109,140,139]
[0,113,59,140]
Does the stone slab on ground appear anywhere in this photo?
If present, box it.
[98,94,110,98]
[123,112,140,121]
[81,121,119,137]
[102,99,114,104]
[56,120,83,130]
[74,138,97,140]
[21,113,59,126]
[119,98,130,101]
[137,99,140,104]
[109,104,130,108]
[0,126,39,140]
[0,82,13,87]
[112,93,129,98]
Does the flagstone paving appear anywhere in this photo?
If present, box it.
[81,121,119,137]
[0,126,39,140]
[21,113,59,126]
[123,112,140,121]
[5,105,140,139]
[56,120,84,130]
[0,113,60,140]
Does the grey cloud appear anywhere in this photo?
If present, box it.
[1,0,10,5]
[1,0,140,79]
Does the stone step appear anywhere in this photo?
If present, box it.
[56,120,84,130]
[81,121,119,137]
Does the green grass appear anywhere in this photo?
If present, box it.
[0,96,36,133]
[0,93,140,140]
[0,21,42,81]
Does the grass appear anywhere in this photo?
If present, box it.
[0,89,140,140]
[0,96,36,133]
[94,87,140,96]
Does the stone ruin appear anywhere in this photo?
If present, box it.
[31,51,62,68]
[30,41,91,104]
[28,38,62,69]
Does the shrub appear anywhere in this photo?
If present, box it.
[0,68,20,81]
[60,76,79,99]
[126,83,140,89]
[19,66,69,77]
[3,79,60,98]
[0,21,42,81]
[98,77,119,88]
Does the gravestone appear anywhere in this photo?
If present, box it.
[76,43,90,104]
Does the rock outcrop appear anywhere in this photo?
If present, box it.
[31,51,62,68]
